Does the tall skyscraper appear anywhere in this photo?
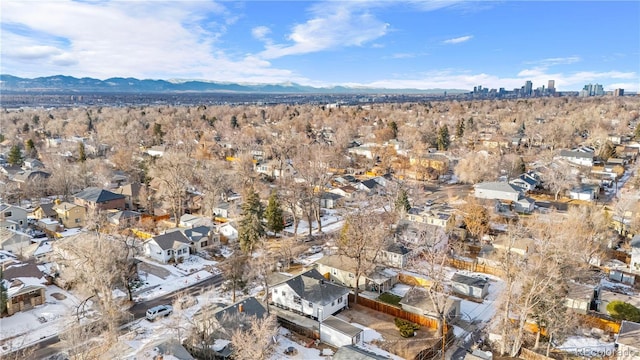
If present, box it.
[614,88,624,96]
[547,80,555,94]
[524,81,533,96]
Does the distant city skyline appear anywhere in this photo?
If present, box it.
[1,1,639,91]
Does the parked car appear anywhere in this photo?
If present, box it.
[307,245,323,254]
[146,304,173,321]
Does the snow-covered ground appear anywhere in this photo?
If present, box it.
[132,256,220,302]
[556,336,616,356]
[0,286,81,355]
[283,209,344,236]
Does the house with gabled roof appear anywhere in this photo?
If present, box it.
[474,182,535,213]
[508,172,540,192]
[52,201,86,228]
[32,203,57,220]
[315,255,398,294]
[0,203,28,229]
[13,170,51,188]
[451,273,490,300]
[379,241,413,269]
[2,260,48,315]
[73,187,125,211]
[144,231,191,263]
[114,182,142,210]
[559,149,595,167]
[270,268,349,320]
[107,210,141,227]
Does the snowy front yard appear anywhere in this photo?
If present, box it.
[0,286,81,355]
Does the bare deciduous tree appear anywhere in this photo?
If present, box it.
[230,314,278,360]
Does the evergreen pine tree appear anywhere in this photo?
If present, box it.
[437,125,450,151]
[389,121,399,139]
[78,142,87,162]
[635,123,640,141]
[7,145,23,166]
[238,187,265,253]
[25,139,37,158]
[265,191,284,235]
[231,115,239,129]
[395,189,411,214]
[456,119,465,138]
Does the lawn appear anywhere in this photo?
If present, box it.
[378,292,402,307]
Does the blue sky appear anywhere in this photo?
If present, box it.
[1,0,638,91]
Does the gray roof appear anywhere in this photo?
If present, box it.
[282,268,349,305]
[321,192,343,200]
[3,261,45,281]
[322,316,363,337]
[148,339,195,360]
[74,187,125,203]
[182,225,212,242]
[151,231,190,250]
[475,182,522,194]
[360,179,378,190]
[333,345,389,360]
[560,150,594,159]
[13,170,51,182]
[565,282,595,301]
[400,287,457,315]
[36,203,56,217]
[108,210,141,221]
[385,242,411,256]
[451,273,488,289]
[616,320,640,347]
[214,296,267,321]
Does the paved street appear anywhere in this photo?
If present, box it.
[10,273,224,360]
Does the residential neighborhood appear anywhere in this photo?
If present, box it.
[1,95,640,360]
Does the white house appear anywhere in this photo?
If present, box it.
[569,184,600,201]
[474,182,522,202]
[508,172,540,192]
[559,149,595,167]
[320,316,363,348]
[451,273,490,300]
[217,222,238,241]
[181,225,219,253]
[144,231,191,263]
[616,321,640,360]
[379,242,413,269]
[270,269,349,321]
[0,204,28,229]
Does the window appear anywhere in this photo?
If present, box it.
[201,241,208,248]
[293,296,301,305]
[348,273,354,278]
[332,269,337,275]
[308,301,313,307]
[338,297,343,304]
[4,211,12,217]
[331,301,335,306]
[75,218,80,223]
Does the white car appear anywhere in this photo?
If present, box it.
[146,304,173,321]
[308,245,323,254]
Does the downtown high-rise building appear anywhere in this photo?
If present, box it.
[547,80,555,94]
[524,81,533,96]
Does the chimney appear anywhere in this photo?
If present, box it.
[238,303,244,313]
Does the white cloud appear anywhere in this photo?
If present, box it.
[258,4,389,59]
[0,0,300,83]
[443,35,473,44]
[252,26,271,42]
[529,56,581,67]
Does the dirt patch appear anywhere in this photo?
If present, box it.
[336,304,440,359]
[51,292,67,300]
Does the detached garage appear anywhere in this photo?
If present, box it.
[451,273,489,300]
[320,316,363,348]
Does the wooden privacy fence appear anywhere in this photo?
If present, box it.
[349,294,439,329]
[447,257,505,277]
[576,313,621,334]
[519,347,555,360]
